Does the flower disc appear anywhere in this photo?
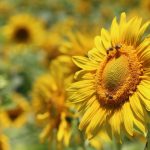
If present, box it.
[96,47,142,107]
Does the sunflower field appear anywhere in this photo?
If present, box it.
[1,0,150,150]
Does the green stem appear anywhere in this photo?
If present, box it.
[116,142,122,150]
[113,138,122,150]
[145,124,150,150]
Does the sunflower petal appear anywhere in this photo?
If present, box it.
[94,36,107,55]
[137,21,150,42]
[72,56,99,70]
[136,39,150,54]
[88,48,105,62]
[79,99,100,130]
[137,90,150,111]
[74,70,94,80]
[122,102,134,136]
[67,80,94,92]
[133,114,147,135]
[137,85,150,100]
[120,12,126,29]
[77,95,96,112]
[86,108,106,139]
[101,28,111,42]
[130,93,145,122]
[110,17,120,45]
[109,109,122,141]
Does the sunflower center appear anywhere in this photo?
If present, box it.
[102,55,129,91]
[14,27,30,42]
[96,45,143,107]
[6,106,23,121]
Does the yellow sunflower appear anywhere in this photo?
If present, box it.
[32,60,74,146]
[3,13,45,46]
[68,13,150,141]
[0,134,10,150]
[0,93,30,128]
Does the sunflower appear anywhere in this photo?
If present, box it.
[0,134,10,150]
[67,13,150,141]
[3,14,45,46]
[0,93,30,128]
[32,60,74,146]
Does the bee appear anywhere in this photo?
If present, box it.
[105,93,113,100]
[106,44,122,55]
[115,44,122,50]
[106,47,113,54]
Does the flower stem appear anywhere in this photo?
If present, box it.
[115,142,121,150]
[113,138,122,150]
[145,124,150,150]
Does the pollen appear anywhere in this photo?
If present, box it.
[96,45,143,107]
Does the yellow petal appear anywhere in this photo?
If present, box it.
[133,114,147,136]
[37,112,50,120]
[86,108,106,139]
[40,124,52,143]
[140,48,150,67]
[101,35,112,50]
[94,36,107,55]
[137,84,150,100]
[77,96,96,112]
[79,99,100,130]
[64,131,71,146]
[74,70,94,80]
[137,38,150,55]
[72,56,99,70]
[67,80,94,92]
[69,88,95,103]
[88,48,105,62]
[119,12,126,29]
[109,109,122,141]
[137,21,150,43]
[125,17,142,45]
[110,17,120,45]
[101,28,111,42]
[137,89,150,111]
[130,93,145,122]
[122,102,134,136]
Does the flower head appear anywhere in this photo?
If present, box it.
[0,93,30,128]
[32,60,74,146]
[68,13,150,141]
[3,14,45,46]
